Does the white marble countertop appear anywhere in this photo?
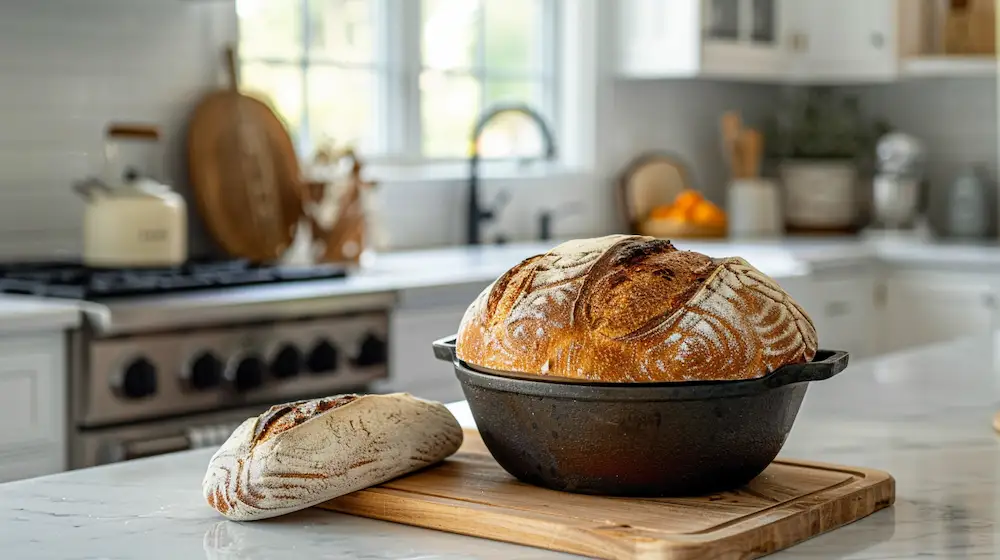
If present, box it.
[271,233,1000,299]
[0,294,81,332]
[4,335,1000,558]
[12,233,1000,333]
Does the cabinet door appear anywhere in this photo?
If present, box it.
[705,0,778,45]
[809,274,877,359]
[0,333,66,480]
[618,0,702,77]
[882,274,996,354]
[786,0,897,82]
[701,0,788,79]
[0,339,61,448]
[386,308,467,404]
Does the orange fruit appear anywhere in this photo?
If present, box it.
[673,189,702,209]
[691,200,727,227]
[662,207,689,222]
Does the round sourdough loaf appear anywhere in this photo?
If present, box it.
[456,234,818,382]
[202,393,463,521]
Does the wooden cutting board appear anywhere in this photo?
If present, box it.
[187,45,303,263]
[319,431,894,559]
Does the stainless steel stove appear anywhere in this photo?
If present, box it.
[0,260,393,469]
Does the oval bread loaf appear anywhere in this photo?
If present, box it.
[202,393,463,521]
[457,234,818,382]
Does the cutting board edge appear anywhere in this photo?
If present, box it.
[320,463,895,560]
[657,467,896,559]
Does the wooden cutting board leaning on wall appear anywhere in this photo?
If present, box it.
[187,45,304,263]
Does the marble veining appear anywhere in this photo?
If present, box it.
[5,335,1000,558]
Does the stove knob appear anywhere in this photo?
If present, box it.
[228,355,265,392]
[117,357,157,399]
[270,345,303,379]
[352,333,387,368]
[187,352,223,391]
[306,340,339,374]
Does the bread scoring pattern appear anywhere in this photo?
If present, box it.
[456,235,818,382]
[203,393,463,521]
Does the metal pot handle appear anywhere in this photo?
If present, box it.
[764,350,850,389]
[433,335,458,362]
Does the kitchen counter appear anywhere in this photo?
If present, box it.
[17,234,1000,335]
[0,294,81,333]
[3,335,1000,559]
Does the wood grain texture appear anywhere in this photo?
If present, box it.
[457,235,818,382]
[319,430,895,560]
[203,394,463,521]
[187,46,304,263]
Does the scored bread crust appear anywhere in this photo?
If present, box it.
[202,393,463,521]
[456,235,818,382]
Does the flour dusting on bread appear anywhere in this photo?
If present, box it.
[457,235,818,382]
[203,393,463,521]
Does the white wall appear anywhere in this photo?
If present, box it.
[606,80,780,206]
[0,0,235,260]
[845,78,998,232]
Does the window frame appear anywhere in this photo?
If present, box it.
[237,0,595,180]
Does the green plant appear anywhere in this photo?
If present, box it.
[764,87,891,161]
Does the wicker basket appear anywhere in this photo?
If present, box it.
[639,218,726,240]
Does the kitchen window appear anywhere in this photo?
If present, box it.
[236,0,562,167]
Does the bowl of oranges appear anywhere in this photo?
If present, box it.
[639,189,727,239]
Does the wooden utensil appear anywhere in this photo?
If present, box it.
[720,110,743,179]
[319,430,894,560]
[739,128,763,179]
[187,44,304,263]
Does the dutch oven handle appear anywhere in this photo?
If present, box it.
[433,335,458,363]
[764,350,850,389]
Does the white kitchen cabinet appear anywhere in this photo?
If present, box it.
[0,332,66,483]
[382,282,491,404]
[780,268,877,359]
[880,271,997,354]
[618,0,788,81]
[618,0,925,84]
[808,271,878,359]
[784,0,900,83]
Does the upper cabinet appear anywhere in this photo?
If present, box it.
[618,0,788,80]
[783,0,899,83]
[618,0,930,84]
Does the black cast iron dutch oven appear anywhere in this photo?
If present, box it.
[433,335,849,497]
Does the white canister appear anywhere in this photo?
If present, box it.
[727,178,783,238]
[780,160,858,229]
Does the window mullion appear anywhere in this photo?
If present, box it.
[399,0,423,160]
[299,0,311,156]
[541,0,559,135]
[374,0,396,156]
[477,0,487,115]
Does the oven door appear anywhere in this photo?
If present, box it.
[71,405,265,469]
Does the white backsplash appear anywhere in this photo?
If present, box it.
[0,0,235,260]
[846,78,998,188]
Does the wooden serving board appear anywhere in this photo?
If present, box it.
[318,431,894,560]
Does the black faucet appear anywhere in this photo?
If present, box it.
[467,103,557,245]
